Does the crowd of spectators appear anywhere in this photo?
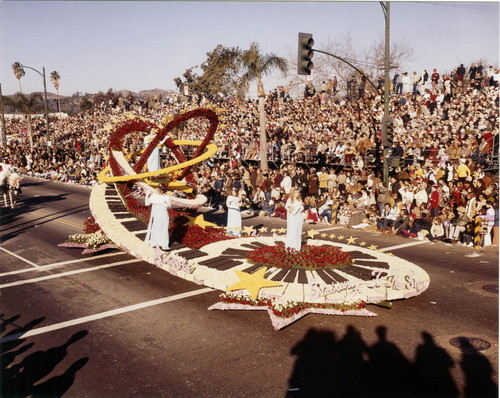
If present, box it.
[1,62,498,247]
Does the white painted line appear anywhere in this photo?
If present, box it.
[0,258,142,289]
[0,247,39,268]
[0,251,127,277]
[0,287,213,343]
[379,240,429,252]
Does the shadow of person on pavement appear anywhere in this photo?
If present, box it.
[413,331,459,398]
[0,314,21,334]
[1,342,35,372]
[2,329,89,397]
[286,325,497,398]
[31,357,90,398]
[287,328,337,397]
[458,337,498,398]
[367,326,412,397]
[334,325,370,397]
[0,316,45,354]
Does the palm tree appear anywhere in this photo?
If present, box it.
[50,71,61,116]
[239,42,287,172]
[12,62,25,93]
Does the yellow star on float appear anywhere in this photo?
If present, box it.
[185,214,217,229]
[278,228,286,234]
[329,233,337,239]
[346,236,357,245]
[337,235,345,240]
[226,267,282,300]
[259,227,268,233]
[307,229,319,239]
[321,233,327,238]
[368,244,378,251]
[243,226,255,235]
[359,241,367,246]
[271,228,278,233]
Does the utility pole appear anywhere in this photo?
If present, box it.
[382,1,391,184]
[0,84,6,147]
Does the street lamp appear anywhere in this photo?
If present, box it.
[21,64,50,137]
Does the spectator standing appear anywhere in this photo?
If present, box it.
[431,69,440,93]
[412,71,421,94]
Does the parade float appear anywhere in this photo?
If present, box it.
[61,108,430,330]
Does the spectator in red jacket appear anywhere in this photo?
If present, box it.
[428,185,441,218]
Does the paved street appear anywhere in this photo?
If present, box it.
[1,178,498,397]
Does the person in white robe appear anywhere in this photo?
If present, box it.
[145,187,172,250]
[285,189,304,251]
[226,188,242,236]
[145,132,161,172]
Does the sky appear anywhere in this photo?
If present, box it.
[1,1,498,98]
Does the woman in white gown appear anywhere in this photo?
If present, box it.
[145,132,161,172]
[285,189,304,251]
[145,187,172,250]
[226,188,242,236]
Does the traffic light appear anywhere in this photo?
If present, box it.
[297,32,314,75]
[382,116,394,146]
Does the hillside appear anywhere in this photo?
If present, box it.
[3,88,179,116]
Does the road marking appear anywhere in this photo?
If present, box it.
[0,287,213,343]
[31,210,84,229]
[0,251,127,277]
[0,247,39,268]
[379,240,429,252]
[0,258,142,289]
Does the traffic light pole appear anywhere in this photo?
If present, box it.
[382,1,391,184]
[299,2,391,181]
[311,49,380,93]
[311,48,384,176]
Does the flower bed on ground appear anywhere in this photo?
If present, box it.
[219,292,366,318]
[246,244,353,269]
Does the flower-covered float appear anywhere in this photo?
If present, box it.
[61,108,430,330]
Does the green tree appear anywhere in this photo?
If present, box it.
[239,42,288,172]
[12,62,25,94]
[78,94,94,113]
[6,93,44,150]
[174,45,241,100]
[92,89,121,109]
[50,71,61,116]
[173,67,198,97]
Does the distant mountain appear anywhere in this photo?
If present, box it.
[27,91,59,100]
[15,88,178,100]
[111,88,177,99]
[3,88,180,116]
[137,88,177,98]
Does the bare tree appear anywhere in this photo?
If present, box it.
[286,32,415,97]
